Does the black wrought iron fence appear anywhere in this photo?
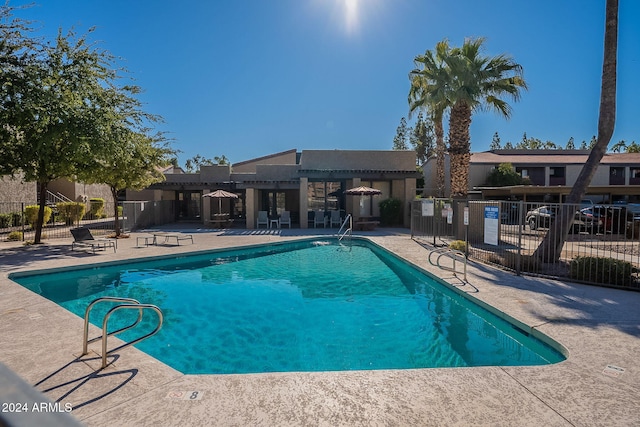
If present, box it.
[0,200,178,242]
[411,199,640,290]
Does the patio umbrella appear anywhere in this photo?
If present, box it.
[203,189,238,214]
[345,186,382,216]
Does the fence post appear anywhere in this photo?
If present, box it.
[21,202,25,241]
[516,200,523,275]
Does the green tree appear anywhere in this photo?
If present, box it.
[392,117,410,150]
[504,141,514,149]
[486,163,526,186]
[625,141,640,153]
[534,0,618,262]
[409,39,453,197]
[489,132,501,150]
[445,37,527,197]
[566,137,576,149]
[409,112,434,165]
[82,129,172,236]
[214,155,229,165]
[0,18,122,243]
[610,139,626,152]
[185,154,220,172]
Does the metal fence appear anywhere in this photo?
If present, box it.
[411,199,640,290]
[0,200,178,241]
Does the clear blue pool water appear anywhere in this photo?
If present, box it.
[12,239,564,374]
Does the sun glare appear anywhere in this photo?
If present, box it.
[309,0,383,37]
[343,0,360,34]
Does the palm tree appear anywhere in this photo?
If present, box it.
[534,0,618,262]
[445,37,527,197]
[408,40,451,197]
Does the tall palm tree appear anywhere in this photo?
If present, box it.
[445,38,527,197]
[534,0,618,262]
[408,40,451,197]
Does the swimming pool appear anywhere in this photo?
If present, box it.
[11,238,565,374]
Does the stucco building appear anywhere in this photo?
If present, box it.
[424,149,640,203]
[129,149,419,228]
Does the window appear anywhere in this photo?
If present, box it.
[610,167,625,177]
[550,167,565,178]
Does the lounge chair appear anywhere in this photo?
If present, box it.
[330,210,341,227]
[280,211,292,228]
[314,210,326,228]
[257,211,269,228]
[70,227,116,254]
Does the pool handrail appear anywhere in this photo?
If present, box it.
[81,296,164,368]
[100,303,163,369]
[337,214,352,241]
[428,247,467,282]
[82,297,143,356]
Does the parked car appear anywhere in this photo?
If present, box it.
[526,205,600,233]
[582,205,633,233]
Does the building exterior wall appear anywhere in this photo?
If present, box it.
[0,174,35,203]
[300,150,415,171]
[48,179,112,202]
[232,149,297,173]
[200,165,231,182]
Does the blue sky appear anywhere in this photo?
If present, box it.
[13,0,640,165]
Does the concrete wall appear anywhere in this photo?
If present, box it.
[255,164,300,181]
[0,174,35,203]
[300,150,416,171]
[48,179,112,202]
[232,150,297,173]
[200,165,231,182]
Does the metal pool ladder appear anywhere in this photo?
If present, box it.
[81,296,163,369]
[428,247,467,282]
[337,214,353,241]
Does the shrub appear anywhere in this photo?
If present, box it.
[88,198,105,218]
[11,212,23,226]
[379,198,403,226]
[57,202,86,225]
[24,205,52,228]
[449,240,467,252]
[7,231,22,241]
[0,213,11,228]
[570,256,634,287]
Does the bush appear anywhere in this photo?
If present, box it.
[88,198,105,218]
[7,231,22,241]
[24,205,52,228]
[0,213,11,228]
[449,240,467,252]
[379,198,403,226]
[570,256,634,287]
[12,212,23,226]
[57,202,86,225]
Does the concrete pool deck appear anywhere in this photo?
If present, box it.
[0,226,639,426]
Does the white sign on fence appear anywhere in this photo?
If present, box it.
[484,206,499,246]
[421,199,434,217]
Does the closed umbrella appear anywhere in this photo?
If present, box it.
[203,189,238,214]
[345,186,382,216]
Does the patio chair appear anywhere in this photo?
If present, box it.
[330,210,341,228]
[70,227,116,254]
[280,211,292,228]
[257,211,269,228]
[314,210,326,228]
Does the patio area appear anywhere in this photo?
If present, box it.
[0,226,639,426]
